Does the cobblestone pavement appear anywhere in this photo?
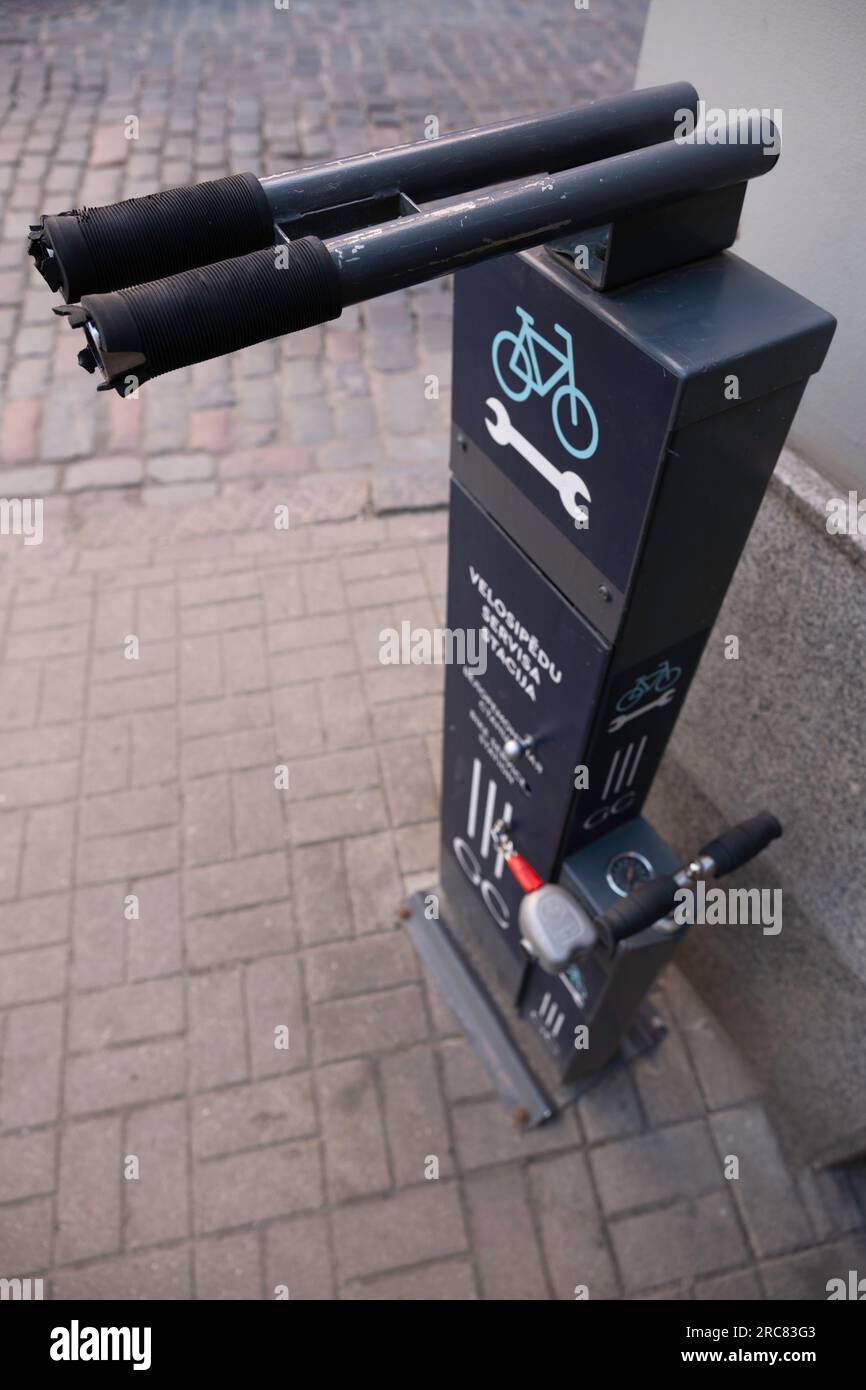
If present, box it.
[0,0,647,508]
[1,489,865,1301]
[2,0,866,1304]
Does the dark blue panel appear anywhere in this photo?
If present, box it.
[439,481,610,961]
[451,254,677,594]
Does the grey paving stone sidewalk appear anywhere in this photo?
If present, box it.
[0,487,864,1300]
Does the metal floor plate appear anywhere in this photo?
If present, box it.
[403,891,555,1128]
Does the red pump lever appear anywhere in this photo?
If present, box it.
[507,853,545,894]
[491,820,545,894]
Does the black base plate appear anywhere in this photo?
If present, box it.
[402,889,665,1127]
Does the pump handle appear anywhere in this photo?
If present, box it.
[698,811,782,877]
[56,239,342,394]
[29,172,274,303]
[601,810,782,948]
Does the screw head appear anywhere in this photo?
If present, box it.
[598,585,612,603]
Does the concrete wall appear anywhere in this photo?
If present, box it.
[636,4,866,1166]
[636,0,866,492]
[645,450,866,1166]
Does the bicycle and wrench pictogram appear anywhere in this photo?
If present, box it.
[607,688,676,733]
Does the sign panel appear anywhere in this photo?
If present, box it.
[451,254,678,595]
[565,629,710,851]
[439,481,610,963]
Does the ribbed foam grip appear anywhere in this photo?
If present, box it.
[34,173,274,301]
[699,812,782,877]
[600,874,679,948]
[80,238,342,392]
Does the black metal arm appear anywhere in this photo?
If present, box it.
[51,123,777,395]
[29,83,697,302]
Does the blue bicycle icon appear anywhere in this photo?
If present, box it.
[491,306,599,460]
[616,659,682,713]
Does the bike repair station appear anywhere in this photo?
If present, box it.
[27,83,835,1125]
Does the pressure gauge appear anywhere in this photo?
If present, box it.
[605,850,653,898]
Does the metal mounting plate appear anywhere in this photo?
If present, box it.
[402,890,554,1128]
[402,889,667,1125]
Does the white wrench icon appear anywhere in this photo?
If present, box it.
[607,688,675,733]
[484,397,590,523]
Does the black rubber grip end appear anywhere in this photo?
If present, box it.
[699,812,782,877]
[601,873,679,948]
[29,172,274,302]
[69,237,342,394]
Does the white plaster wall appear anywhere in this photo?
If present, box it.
[636,0,866,490]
